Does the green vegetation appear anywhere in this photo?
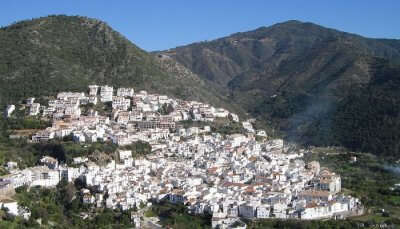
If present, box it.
[0,15,242,116]
[178,120,210,129]
[0,112,152,226]
[0,116,51,171]
[211,122,246,135]
[148,202,212,229]
[158,103,174,115]
[4,118,51,130]
[0,115,151,170]
[141,149,400,228]
[305,149,400,223]
[245,219,387,229]
[1,113,51,131]
[147,199,399,229]
[120,141,152,158]
[0,117,43,169]
[163,20,400,157]
[332,59,400,157]
[0,137,118,170]
[0,180,133,229]
[0,118,116,169]
[2,16,400,228]
[144,209,157,218]
[6,15,400,157]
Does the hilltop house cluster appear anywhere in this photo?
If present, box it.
[1,86,362,227]
[16,85,240,146]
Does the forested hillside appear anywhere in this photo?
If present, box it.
[161,20,400,156]
[0,15,239,113]
[2,15,400,156]
[332,59,400,156]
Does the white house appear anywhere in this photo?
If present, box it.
[29,166,60,187]
[88,96,98,105]
[4,105,15,118]
[88,85,99,96]
[229,113,239,122]
[100,85,114,102]
[117,88,134,97]
[214,108,229,118]
[242,121,254,133]
[26,97,35,105]
[0,199,18,216]
[32,128,55,142]
[119,150,132,160]
[112,96,131,111]
[239,203,257,219]
[229,134,248,148]
[256,205,271,218]
[29,103,40,116]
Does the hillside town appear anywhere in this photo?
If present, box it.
[1,85,362,228]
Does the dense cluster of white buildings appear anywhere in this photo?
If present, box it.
[1,85,362,227]
[21,85,240,147]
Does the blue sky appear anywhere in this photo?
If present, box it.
[0,1,399,51]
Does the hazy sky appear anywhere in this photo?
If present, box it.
[1,1,399,51]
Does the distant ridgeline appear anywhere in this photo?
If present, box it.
[160,21,400,157]
[0,15,242,116]
[1,15,400,156]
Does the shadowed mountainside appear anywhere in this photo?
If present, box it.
[160,21,400,156]
[1,15,400,156]
[0,15,242,114]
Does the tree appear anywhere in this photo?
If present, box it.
[159,103,174,115]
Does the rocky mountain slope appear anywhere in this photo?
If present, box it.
[0,15,239,113]
[160,21,400,156]
[1,15,400,156]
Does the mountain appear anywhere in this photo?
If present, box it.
[2,16,400,156]
[159,20,400,156]
[0,15,241,113]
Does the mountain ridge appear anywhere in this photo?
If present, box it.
[0,15,243,115]
[1,15,400,156]
[159,20,400,156]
